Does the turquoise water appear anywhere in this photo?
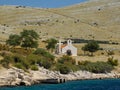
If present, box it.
[0,79,120,90]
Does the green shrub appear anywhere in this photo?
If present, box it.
[71,59,76,65]
[79,61,114,73]
[14,63,25,70]
[0,56,12,68]
[58,55,75,64]
[0,54,30,70]
[22,61,30,69]
[45,52,55,61]
[33,48,55,61]
[11,48,33,55]
[55,55,78,73]
[30,65,38,71]
[12,54,30,70]
[31,50,54,69]
[107,57,118,66]
[38,59,52,69]
[78,61,91,65]
[26,54,40,65]
[0,60,9,68]
[33,48,47,55]
[59,65,71,74]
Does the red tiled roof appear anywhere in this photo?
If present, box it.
[61,44,67,48]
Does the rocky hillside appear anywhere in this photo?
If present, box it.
[0,0,120,43]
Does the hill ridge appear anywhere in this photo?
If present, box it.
[0,0,120,43]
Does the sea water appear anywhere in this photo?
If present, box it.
[0,79,120,90]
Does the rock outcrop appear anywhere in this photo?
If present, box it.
[0,67,120,87]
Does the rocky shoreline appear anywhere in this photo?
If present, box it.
[0,67,120,87]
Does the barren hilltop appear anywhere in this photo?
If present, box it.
[0,0,120,42]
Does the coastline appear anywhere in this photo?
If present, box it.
[0,67,120,87]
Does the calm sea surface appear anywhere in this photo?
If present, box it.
[0,79,120,90]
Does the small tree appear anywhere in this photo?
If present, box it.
[82,40,99,56]
[46,38,58,52]
[20,30,39,49]
[82,45,88,55]
[6,30,39,49]
[6,34,21,47]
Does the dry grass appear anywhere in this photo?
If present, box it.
[0,0,119,43]
[72,43,120,72]
[73,43,120,55]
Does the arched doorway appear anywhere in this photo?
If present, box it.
[66,49,72,56]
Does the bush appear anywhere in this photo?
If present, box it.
[0,54,30,70]
[79,61,114,73]
[0,56,12,68]
[33,48,55,61]
[55,55,77,73]
[14,63,26,70]
[78,61,91,65]
[58,55,75,65]
[26,54,40,65]
[107,57,118,66]
[71,59,76,65]
[45,52,55,61]
[30,65,38,71]
[59,65,71,74]
[33,49,55,69]
[38,59,52,69]
[0,60,9,68]
[33,48,47,55]
[12,54,30,70]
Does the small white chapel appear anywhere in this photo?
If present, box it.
[56,39,77,56]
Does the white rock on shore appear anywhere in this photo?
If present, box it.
[0,67,120,87]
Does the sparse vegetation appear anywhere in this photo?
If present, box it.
[0,49,118,74]
[107,50,114,56]
[30,65,39,71]
[107,57,118,66]
[46,38,58,52]
[0,27,119,75]
[0,56,11,68]
[59,64,71,74]
[58,55,75,65]
[38,59,52,69]
[33,48,55,61]
[54,55,78,73]
[6,34,21,47]
[78,61,114,73]
[6,30,39,49]
[82,40,100,56]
